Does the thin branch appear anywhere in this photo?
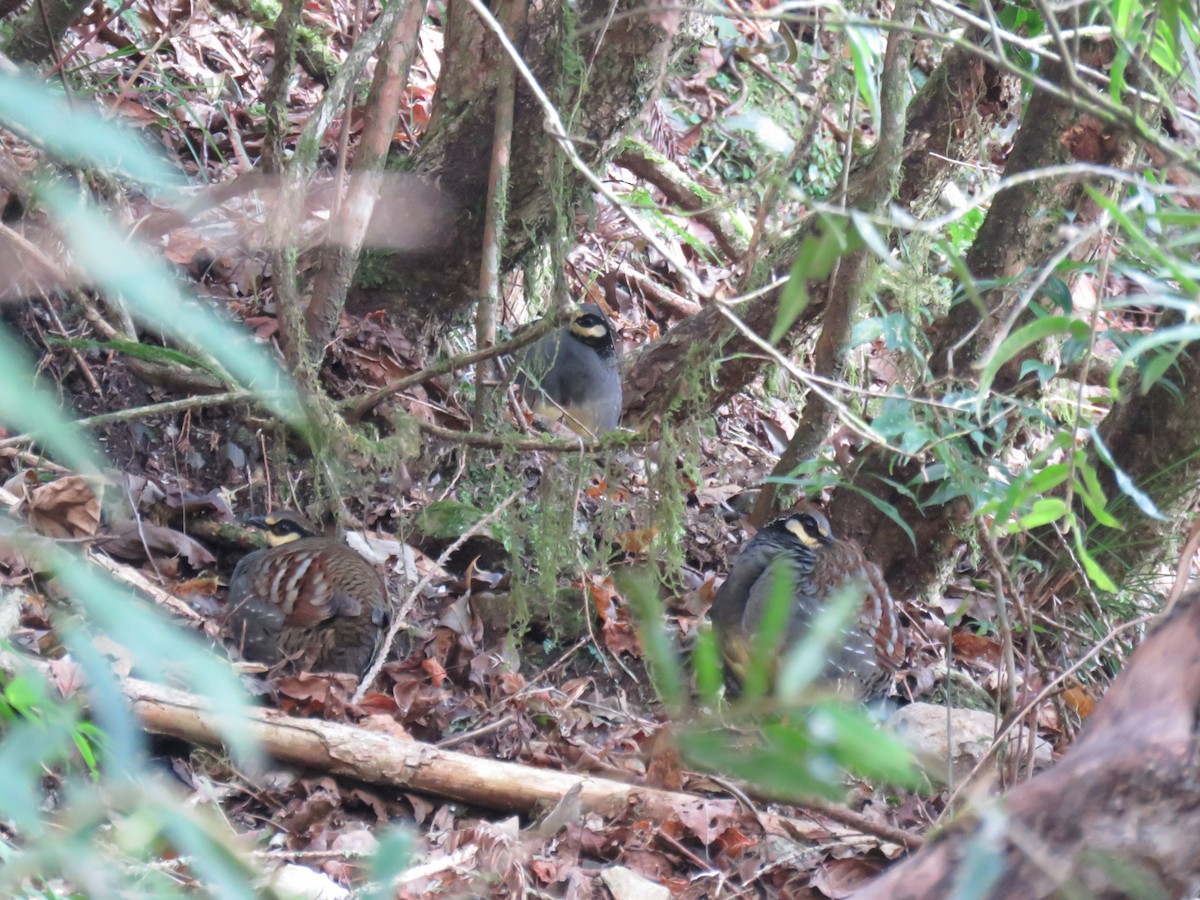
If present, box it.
[0,392,253,449]
[473,0,523,426]
[342,316,560,421]
[415,418,640,453]
[352,488,525,703]
[460,0,709,299]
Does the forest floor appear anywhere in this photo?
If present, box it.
[0,2,1126,897]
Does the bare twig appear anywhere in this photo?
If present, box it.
[938,610,1156,820]
[352,488,524,703]
[343,316,559,421]
[473,0,523,426]
[0,391,253,449]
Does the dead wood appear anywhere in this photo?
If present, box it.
[856,589,1200,898]
[128,675,880,844]
[0,625,902,851]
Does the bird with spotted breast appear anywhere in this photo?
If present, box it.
[710,509,904,702]
[515,303,622,437]
[226,511,391,677]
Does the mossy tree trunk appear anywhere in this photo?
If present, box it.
[344,0,692,334]
[4,0,90,64]
[621,39,1018,429]
[828,52,1134,600]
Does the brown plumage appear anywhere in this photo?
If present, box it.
[710,509,904,701]
[226,511,391,677]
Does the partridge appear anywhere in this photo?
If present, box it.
[710,510,904,701]
[226,511,391,677]
[515,303,622,436]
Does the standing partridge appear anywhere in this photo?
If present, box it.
[710,510,904,701]
[515,303,622,437]
[226,511,391,677]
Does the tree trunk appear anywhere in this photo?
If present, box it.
[829,52,1131,599]
[621,36,1018,429]
[857,589,1200,898]
[345,0,692,333]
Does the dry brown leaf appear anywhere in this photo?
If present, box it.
[1062,684,1096,719]
[644,728,683,791]
[616,528,658,554]
[675,798,736,846]
[98,522,217,568]
[951,631,1002,663]
[91,634,135,678]
[422,657,448,687]
[811,857,886,898]
[49,657,85,698]
[28,476,101,538]
[714,825,758,858]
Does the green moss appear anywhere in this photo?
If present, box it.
[351,250,398,290]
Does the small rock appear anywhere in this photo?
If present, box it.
[269,863,350,900]
[600,865,670,900]
[888,701,1053,786]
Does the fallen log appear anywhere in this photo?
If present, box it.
[128,675,890,846]
[0,612,904,852]
[856,589,1200,898]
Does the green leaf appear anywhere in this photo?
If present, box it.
[977,316,1087,413]
[849,316,885,349]
[1038,276,1073,313]
[1137,345,1182,393]
[692,627,724,703]
[363,827,414,900]
[1025,463,1071,495]
[1108,48,1130,102]
[788,706,918,786]
[1070,519,1118,592]
[622,571,685,717]
[1090,427,1167,521]
[0,324,103,475]
[0,72,183,195]
[849,210,894,268]
[1076,477,1121,529]
[948,809,1008,900]
[845,23,881,132]
[843,483,917,549]
[41,187,309,432]
[739,563,798,700]
[157,801,259,900]
[1011,498,1068,532]
[1074,457,1122,529]
[776,584,861,700]
[61,621,146,778]
[680,724,843,802]
[772,217,852,343]
[47,337,213,373]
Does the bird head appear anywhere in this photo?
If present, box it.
[781,510,834,549]
[243,510,320,546]
[568,304,616,350]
